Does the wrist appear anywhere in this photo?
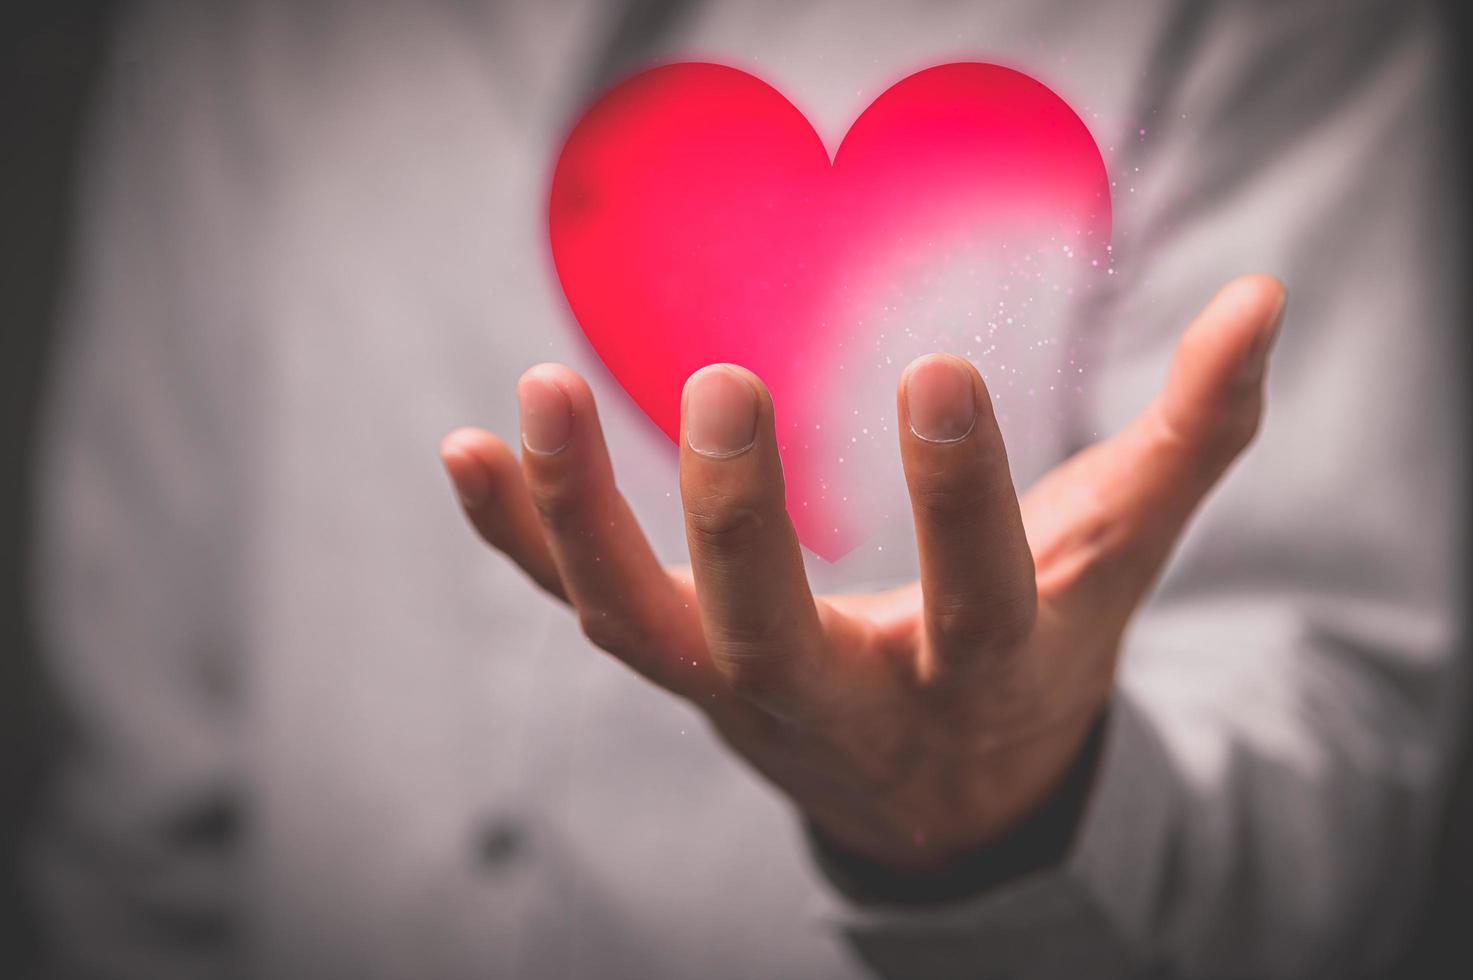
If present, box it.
[806,706,1109,905]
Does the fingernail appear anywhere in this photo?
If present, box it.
[518,373,573,455]
[441,443,491,507]
[905,356,977,444]
[686,366,758,458]
[1239,295,1287,386]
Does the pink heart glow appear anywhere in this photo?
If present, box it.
[550,62,1110,559]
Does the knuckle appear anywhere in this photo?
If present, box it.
[910,473,994,524]
[1198,392,1262,454]
[685,495,768,551]
[719,644,798,702]
[1186,406,1261,476]
[1222,399,1263,451]
[528,481,584,534]
[1156,395,1262,466]
[992,601,1038,649]
[929,591,1036,653]
[577,609,644,657]
[723,662,785,702]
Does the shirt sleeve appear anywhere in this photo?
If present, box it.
[807,2,1469,976]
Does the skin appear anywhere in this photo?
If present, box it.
[439,275,1286,873]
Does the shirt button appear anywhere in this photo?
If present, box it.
[474,817,529,870]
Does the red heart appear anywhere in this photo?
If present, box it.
[550,62,1109,560]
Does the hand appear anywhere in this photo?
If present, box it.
[440,276,1285,872]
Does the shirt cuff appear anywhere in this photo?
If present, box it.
[805,691,1179,979]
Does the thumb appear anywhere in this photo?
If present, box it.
[1153,274,1287,469]
[1026,275,1286,614]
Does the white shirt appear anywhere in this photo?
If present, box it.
[31,1,1468,977]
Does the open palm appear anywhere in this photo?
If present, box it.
[441,276,1284,870]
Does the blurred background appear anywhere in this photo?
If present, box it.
[4,3,115,969]
[3,2,1471,978]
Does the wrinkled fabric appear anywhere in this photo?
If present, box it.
[29,1,1467,977]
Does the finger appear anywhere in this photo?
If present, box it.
[678,365,842,716]
[1153,274,1285,462]
[1115,273,1284,538]
[1027,274,1287,609]
[440,427,566,601]
[897,354,1036,676]
[516,364,715,694]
